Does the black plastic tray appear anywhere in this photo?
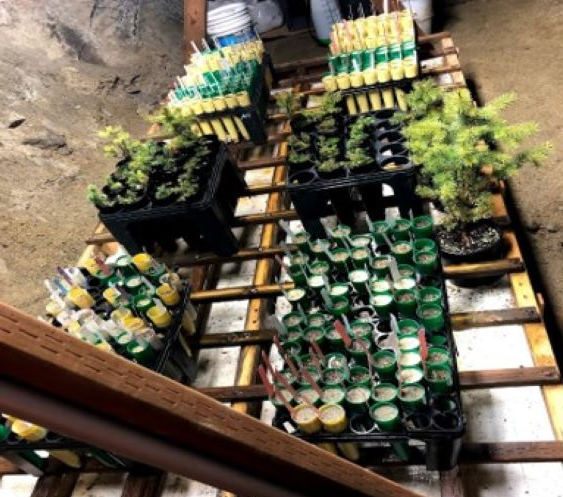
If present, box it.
[273,243,465,470]
[100,142,247,256]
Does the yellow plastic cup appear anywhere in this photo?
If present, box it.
[363,68,378,85]
[210,118,228,141]
[147,306,173,329]
[199,120,214,135]
[404,57,419,78]
[369,91,383,110]
[68,288,94,309]
[336,73,351,90]
[213,96,227,112]
[201,99,215,114]
[322,74,338,92]
[156,283,180,307]
[350,72,364,88]
[11,420,48,442]
[319,403,348,433]
[132,253,153,273]
[345,95,358,115]
[46,300,64,317]
[236,91,251,107]
[190,100,204,116]
[395,87,408,111]
[103,287,121,306]
[292,404,322,434]
[382,88,395,109]
[377,63,391,83]
[318,443,338,454]
[390,60,405,81]
[337,442,360,461]
[221,116,240,142]
[111,307,133,324]
[225,94,239,109]
[356,94,370,114]
[95,341,114,353]
[51,450,82,468]
[366,36,378,49]
[123,316,146,333]
[234,117,250,141]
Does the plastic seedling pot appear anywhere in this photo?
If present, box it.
[397,366,425,385]
[307,312,327,328]
[307,274,326,294]
[285,328,304,347]
[412,215,434,239]
[345,385,371,414]
[329,283,351,301]
[277,369,299,387]
[331,224,352,247]
[321,385,346,405]
[322,367,349,386]
[371,221,392,246]
[371,382,399,404]
[393,277,417,291]
[325,326,346,350]
[286,286,310,310]
[398,351,423,369]
[418,303,445,332]
[349,269,370,293]
[369,401,400,431]
[398,335,421,354]
[392,218,412,241]
[418,287,443,306]
[426,346,451,367]
[391,241,414,264]
[297,366,322,389]
[303,326,327,349]
[294,231,312,254]
[292,404,322,434]
[394,289,417,317]
[297,386,322,407]
[282,311,305,332]
[310,239,332,261]
[413,238,438,254]
[348,365,372,388]
[289,265,307,286]
[398,264,416,278]
[370,278,392,295]
[324,352,349,370]
[271,388,295,414]
[309,260,330,276]
[414,250,439,275]
[372,349,398,379]
[331,296,351,318]
[298,353,316,369]
[370,256,391,278]
[319,403,348,433]
[346,337,373,366]
[131,294,155,314]
[331,248,351,272]
[351,234,373,249]
[348,321,373,341]
[429,333,448,347]
[370,293,394,318]
[351,247,371,269]
[426,364,453,394]
[399,383,427,410]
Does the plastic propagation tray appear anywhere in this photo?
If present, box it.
[273,252,465,471]
[287,109,421,239]
[100,141,247,256]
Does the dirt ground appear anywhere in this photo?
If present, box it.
[2,0,563,339]
[0,0,184,314]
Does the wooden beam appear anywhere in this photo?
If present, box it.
[238,156,286,171]
[0,302,427,497]
[191,329,276,349]
[460,441,563,464]
[450,307,540,330]
[443,258,524,279]
[184,0,206,60]
[121,472,166,497]
[233,209,300,227]
[30,473,79,497]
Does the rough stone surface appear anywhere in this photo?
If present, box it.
[0,0,183,314]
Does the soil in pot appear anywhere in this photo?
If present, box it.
[437,220,504,287]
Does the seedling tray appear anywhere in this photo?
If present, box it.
[273,249,465,471]
[287,109,420,238]
[197,55,272,145]
[100,142,247,256]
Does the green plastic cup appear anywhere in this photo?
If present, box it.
[418,303,445,332]
[371,278,392,295]
[131,294,155,314]
[426,346,450,367]
[297,366,322,389]
[370,256,391,277]
[346,337,372,366]
[345,385,371,414]
[324,326,345,350]
[286,286,310,310]
[307,274,326,293]
[329,283,350,301]
[331,296,350,318]
[331,248,351,272]
[351,247,371,269]
[399,383,427,410]
[371,382,399,404]
[411,215,434,239]
[414,250,439,275]
[429,333,448,347]
[289,266,307,286]
[297,386,322,406]
[351,234,373,249]
[426,364,453,393]
[321,385,346,405]
[397,366,425,385]
[285,329,304,347]
[372,350,397,379]
[303,326,326,349]
[394,289,417,317]
[294,231,311,253]
[310,239,332,261]
[413,238,438,254]
[418,286,442,306]
[271,388,295,413]
[349,365,372,387]
[324,352,349,370]
[307,312,327,328]
[331,224,352,247]
[398,351,422,369]
[309,260,330,276]
[398,264,416,278]
[348,320,373,341]
[398,335,421,353]
[127,340,156,366]
[281,340,302,356]
[349,269,370,292]
[392,219,412,241]
[282,311,305,332]
[397,318,421,337]
[391,241,414,264]
[322,367,349,386]
[370,401,400,430]
[370,293,394,318]
[372,221,392,245]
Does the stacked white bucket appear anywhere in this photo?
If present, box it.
[207,2,257,48]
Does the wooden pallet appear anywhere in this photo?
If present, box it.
[2,33,562,497]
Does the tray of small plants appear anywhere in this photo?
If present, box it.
[264,215,465,470]
[287,97,415,191]
[88,112,246,256]
[44,249,198,384]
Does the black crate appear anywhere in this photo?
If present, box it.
[287,109,422,238]
[100,142,246,256]
[197,55,272,145]
[273,254,465,471]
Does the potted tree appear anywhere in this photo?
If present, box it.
[395,80,551,268]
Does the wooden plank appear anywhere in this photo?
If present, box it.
[191,329,276,349]
[439,468,464,497]
[0,456,23,475]
[443,258,524,279]
[170,246,286,268]
[121,472,166,497]
[30,473,79,497]
[184,0,206,59]
[233,209,300,227]
[246,182,287,196]
[460,441,563,464]
[238,155,286,171]
[450,307,540,330]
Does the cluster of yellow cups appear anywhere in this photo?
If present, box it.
[330,10,415,55]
